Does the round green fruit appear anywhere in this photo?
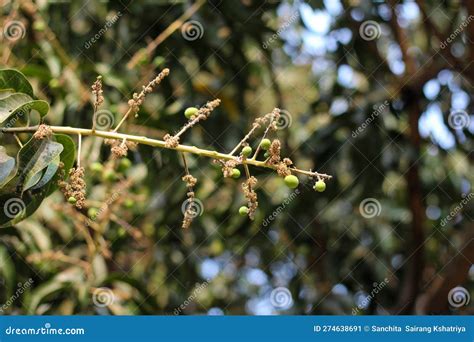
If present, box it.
[67,196,77,204]
[184,107,199,119]
[314,180,326,192]
[103,169,117,182]
[119,158,132,171]
[118,227,127,237]
[260,138,271,150]
[242,146,252,157]
[88,207,99,219]
[239,206,249,216]
[90,162,103,173]
[284,175,299,189]
[231,168,241,179]
[124,199,134,208]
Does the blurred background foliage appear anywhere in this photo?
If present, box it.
[0,0,473,315]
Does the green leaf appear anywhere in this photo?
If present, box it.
[0,93,49,127]
[23,140,63,191]
[0,245,16,299]
[0,135,75,227]
[0,146,15,185]
[0,69,34,98]
[31,155,60,190]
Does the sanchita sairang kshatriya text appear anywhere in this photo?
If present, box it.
[313,325,467,334]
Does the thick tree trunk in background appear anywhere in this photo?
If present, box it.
[416,225,474,314]
[394,96,426,314]
[388,1,426,313]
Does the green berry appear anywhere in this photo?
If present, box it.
[284,175,299,189]
[49,78,59,88]
[184,107,199,119]
[231,168,241,179]
[260,138,271,150]
[314,180,326,192]
[119,158,132,171]
[242,146,252,157]
[103,169,117,182]
[264,151,270,159]
[118,227,127,238]
[67,196,77,204]
[88,207,99,219]
[90,162,103,173]
[124,199,134,208]
[239,206,249,216]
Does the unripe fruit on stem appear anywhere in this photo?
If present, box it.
[264,151,270,159]
[90,162,103,173]
[260,138,271,150]
[124,199,134,208]
[232,168,241,179]
[184,107,199,119]
[239,206,249,216]
[118,227,126,237]
[103,169,117,182]
[314,180,326,192]
[88,207,99,219]
[242,146,252,157]
[284,175,299,189]
[67,196,77,204]
[119,158,132,171]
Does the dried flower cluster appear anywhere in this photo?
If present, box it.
[220,159,239,178]
[105,139,137,159]
[266,139,293,177]
[182,174,197,187]
[242,176,258,220]
[181,174,198,229]
[127,68,169,117]
[163,134,180,148]
[164,99,221,148]
[91,76,104,110]
[33,124,52,140]
[59,167,86,209]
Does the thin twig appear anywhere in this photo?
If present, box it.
[126,0,206,69]
[77,133,82,167]
[251,111,278,160]
[13,134,23,147]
